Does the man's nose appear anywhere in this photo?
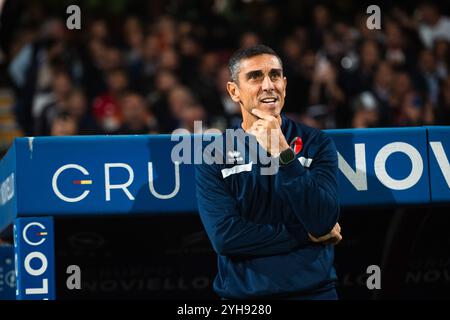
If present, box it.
[261,75,275,91]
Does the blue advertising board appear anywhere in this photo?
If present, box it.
[0,127,448,231]
[14,217,55,300]
[0,245,15,300]
[427,127,450,203]
[13,135,196,217]
[328,127,430,206]
[0,143,17,236]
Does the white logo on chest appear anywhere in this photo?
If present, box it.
[227,150,243,163]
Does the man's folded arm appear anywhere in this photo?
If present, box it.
[195,162,309,256]
[276,134,340,238]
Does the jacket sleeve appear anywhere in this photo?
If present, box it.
[195,162,309,257]
[275,133,340,238]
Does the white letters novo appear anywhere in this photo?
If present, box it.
[339,142,424,190]
[430,142,450,188]
[374,142,423,190]
[338,144,368,191]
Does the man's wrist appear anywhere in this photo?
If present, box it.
[270,140,289,158]
[279,147,296,165]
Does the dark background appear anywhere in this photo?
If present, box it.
[54,206,450,300]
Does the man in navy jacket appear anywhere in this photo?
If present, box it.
[195,45,342,299]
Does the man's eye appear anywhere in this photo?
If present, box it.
[270,73,281,79]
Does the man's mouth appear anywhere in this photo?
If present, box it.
[260,97,278,103]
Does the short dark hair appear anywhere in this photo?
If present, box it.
[228,44,283,83]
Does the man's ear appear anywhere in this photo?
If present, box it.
[282,76,287,98]
[227,81,241,103]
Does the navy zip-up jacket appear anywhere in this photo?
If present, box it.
[195,114,340,299]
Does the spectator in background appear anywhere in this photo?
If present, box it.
[356,39,380,88]
[417,2,450,49]
[281,36,302,72]
[36,70,73,135]
[81,39,108,99]
[239,31,261,49]
[389,71,414,125]
[351,91,380,128]
[177,20,194,38]
[147,69,179,132]
[340,39,381,98]
[167,85,197,128]
[384,21,413,69]
[435,76,450,125]
[334,21,359,57]
[433,39,449,80]
[177,103,208,133]
[300,104,332,130]
[215,64,240,129]
[321,31,345,65]
[122,16,144,67]
[398,91,432,126]
[257,6,282,49]
[129,34,160,94]
[354,12,383,43]
[155,15,177,49]
[50,112,78,136]
[295,49,316,114]
[8,18,70,135]
[158,47,180,75]
[370,62,395,126]
[413,49,440,106]
[66,89,102,135]
[280,36,303,114]
[88,19,109,42]
[310,4,332,50]
[188,52,223,117]
[178,34,202,81]
[103,47,125,72]
[113,91,158,135]
[93,68,129,133]
[309,56,344,128]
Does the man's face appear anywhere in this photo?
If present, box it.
[228,54,287,117]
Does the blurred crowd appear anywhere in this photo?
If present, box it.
[1,0,450,139]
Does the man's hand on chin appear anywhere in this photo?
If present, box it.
[247,108,289,157]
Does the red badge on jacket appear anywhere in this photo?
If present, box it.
[290,137,303,154]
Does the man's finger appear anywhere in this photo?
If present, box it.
[310,233,332,242]
[323,233,342,246]
[331,234,342,245]
[332,223,340,232]
[308,233,320,242]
